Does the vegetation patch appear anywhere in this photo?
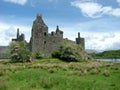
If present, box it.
[9,41,32,63]
[90,50,120,59]
[0,59,120,90]
[52,41,85,62]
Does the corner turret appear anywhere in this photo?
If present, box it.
[76,32,85,50]
[56,25,59,31]
[56,25,63,38]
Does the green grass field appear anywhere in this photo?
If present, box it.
[0,59,120,90]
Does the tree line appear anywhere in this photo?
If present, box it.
[90,50,120,59]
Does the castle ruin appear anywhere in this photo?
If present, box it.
[12,14,85,57]
[12,28,25,42]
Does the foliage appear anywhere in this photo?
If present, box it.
[52,50,60,58]
[34,52,43,59]
[0,59,120,90]
[9,41,31,62]
[90,50,120,59]
[52,41,85,62]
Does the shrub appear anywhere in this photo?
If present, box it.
[52,41,85,62]
[34,52,43,59]
[52,50,60,58]
[90,68,99,75]
[103,70,110,77]
[9,41,32,62]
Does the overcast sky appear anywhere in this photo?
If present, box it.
[0,0,120,51]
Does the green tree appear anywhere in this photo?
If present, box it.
[10,41,31,62]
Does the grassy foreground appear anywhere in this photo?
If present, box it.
[0,59,120,90]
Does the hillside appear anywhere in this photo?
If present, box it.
[85,49,98,54]
[90,50,120,59]
[0,46,10,59]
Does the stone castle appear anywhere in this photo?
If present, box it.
[12,28,25,42]
[12,14,85,57]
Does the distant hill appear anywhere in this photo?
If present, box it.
[0,46,10,59]
[90,49,120,59]
[85,49,98,54]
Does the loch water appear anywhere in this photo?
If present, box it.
[96,59,120,62]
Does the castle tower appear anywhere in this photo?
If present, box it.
[31,14,48,54]
[30,14,63,57]
[17,28,19,39]
[56,25,63,38]
[76,32,85,50]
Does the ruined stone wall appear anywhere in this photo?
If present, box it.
[31,30,63,57]
[12,14,85,57]
[31,14,63,57]
[42,34,63,57]
[80,38,85,50]
[12,28,25,42]
[30,14,85,57]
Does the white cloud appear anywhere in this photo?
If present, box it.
[85,32,120,51]
[109,8,120,17]
[0,22,31,46]
[71,1,120,18]
[0,23,16,46]
[3,0,27,5]
[71,1,103,18]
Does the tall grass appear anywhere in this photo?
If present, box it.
[0,59,120,90]
[0,78,8,90]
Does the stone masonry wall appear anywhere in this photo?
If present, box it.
[12,14,85,57]
[31,14,63,57]
[30,14,85,57]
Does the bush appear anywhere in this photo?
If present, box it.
[34,52,43,59]
[52,50,61,58]
[9,41,32,62]
[52,41,85,62]
[103,70,110,77]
